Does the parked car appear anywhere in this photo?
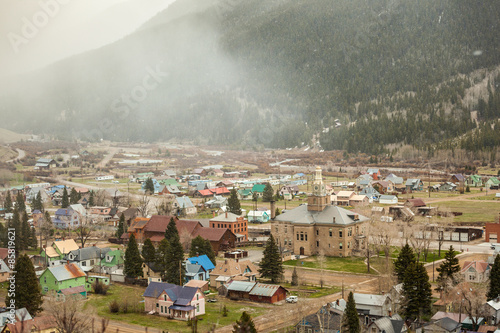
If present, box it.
[286,296,298,303]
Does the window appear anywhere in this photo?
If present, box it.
[300,233,304,241]
[44,276,46,283]
[348,228,352,237]
[297,233,299,241]
[305,233,308,241]
[348,242,350,249]
[339,243,343,249]
[82,261,86,266]
[285,226,287,233]
[161,306,163,313]
[197,304,200,312]
[43,287,48,292]
[316,241,319,247]
[316,230,319,236]
[156,303,159,308]
[197,293,199,300]
[164,295,167,301]
[339,230,343,237]
[329,228,332,237]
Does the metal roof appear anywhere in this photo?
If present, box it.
[274,205,369,225]
[227,281,256,292]
[47,263,86,281]
[249,283,285,297]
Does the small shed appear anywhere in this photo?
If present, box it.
[227,281,255,300]
[184,280,209,293]
[249,283,287,304]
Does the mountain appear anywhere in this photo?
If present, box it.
[2,0,500,154]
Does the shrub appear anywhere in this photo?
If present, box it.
[109,300,119,313]
[92,281,109,295]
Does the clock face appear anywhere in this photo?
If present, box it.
[314,185,319,191]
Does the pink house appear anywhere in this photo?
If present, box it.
[143,282,205,321]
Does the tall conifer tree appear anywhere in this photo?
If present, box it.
[488,255,500,300]
[6,254,43,315]
[258,234,283,283]
[342,291,361,333]
[124,234,142,278]
[228,189,242,215]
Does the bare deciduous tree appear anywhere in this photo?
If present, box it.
[137,195,151,217]
[155,197,173,216]
[453,283,488,331]
[46,297,97,333]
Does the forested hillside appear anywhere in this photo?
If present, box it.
[1,0,500,154]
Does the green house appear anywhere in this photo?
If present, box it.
[237,189,253,200]
[251,184,266,197]
[40,239,80,264]
[86,275,110,292]
[486,177,500,189]
[39,263,87,297]
[159,178,180,187]
[99,249,124,274]
[465,175,483,187]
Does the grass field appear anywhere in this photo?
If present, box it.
[85,284,268,332]
[434,201,500,223]
[281,283,341,298]
[283,256,375,274]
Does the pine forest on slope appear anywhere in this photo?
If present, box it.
[1,0,499,155]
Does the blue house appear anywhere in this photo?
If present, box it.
[185,263,207,282]
[186,255,215,276]
[53,208,81,229]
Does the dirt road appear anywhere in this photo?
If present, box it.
[5,148,25,163]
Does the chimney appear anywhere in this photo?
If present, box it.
[270,200,276,219]
[336,299,339,305]
[236,258,239,263]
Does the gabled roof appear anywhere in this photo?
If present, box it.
[430,317,460,332]
[380,195,397,200]
[143,282,199,306]
[354,293,388,307]
[66,246,111,261]
[197,189,213,196]
[144,215,202,235]
[53,239,79,254]
[55,208,75,216]
[175,196,195,209]
[405,178,422,186]
[0,248,8,261]
[185,263,205,275]
[193,228,234,242]
[468,175,482,182]
[184,280,208,289]
[251,184,266,193]
[187,254,215,271]
[461,260,489,274]
[45,263,86,281]
[487,177,500,185]
[227,280,256,292]
[249,283,286,297]
[59,285,86,295]
[486,298,500,311]
[451,174,465,181]
[212,259,258,277]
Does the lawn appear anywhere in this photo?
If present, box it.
[281,283,341,298]
[433,201,500,223]
[467,194,499,201]
[85,284,268,332]
[283,256,375,274]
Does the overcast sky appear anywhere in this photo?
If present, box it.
[0,0,177,79]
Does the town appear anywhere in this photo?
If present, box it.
[0,141,499,332]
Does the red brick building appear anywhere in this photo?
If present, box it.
[485,214,500,242]
[209,212,248,242]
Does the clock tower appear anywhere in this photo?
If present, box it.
[308,166,329,211]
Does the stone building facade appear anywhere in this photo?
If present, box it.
[271,167,369,257]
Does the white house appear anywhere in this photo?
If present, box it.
[379,195,398,205]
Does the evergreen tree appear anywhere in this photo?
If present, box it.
[487,255,500,300]
[21,211,31,251]
[6,254,43,315]
[0,223,7,247]
[124,234,143,278]
[232,311,257,333]
[69,187,79,205]
[144,178,155,195]
[227,189,242,215]
[275,207,281,217]
[394,244,416,283]
[165,217,179,243]
[4,190,12,213]
[61,186,69,208]
[88,190,95,207]
[15,192,26,214]
[33,191,44,212]
[262,183,274,202]
[342,291,360,333]
[165,233,185,285]
[258,234,283,283]
[402,262,432,321]
[30,227,37,249]
[436,246,460,285]
[115,214,125,239]
[291,267,299,286]
[142,238,156,275]
[188,236,216,266]
[156,238,170,281]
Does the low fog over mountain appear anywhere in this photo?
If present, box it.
[1,0,500,153]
